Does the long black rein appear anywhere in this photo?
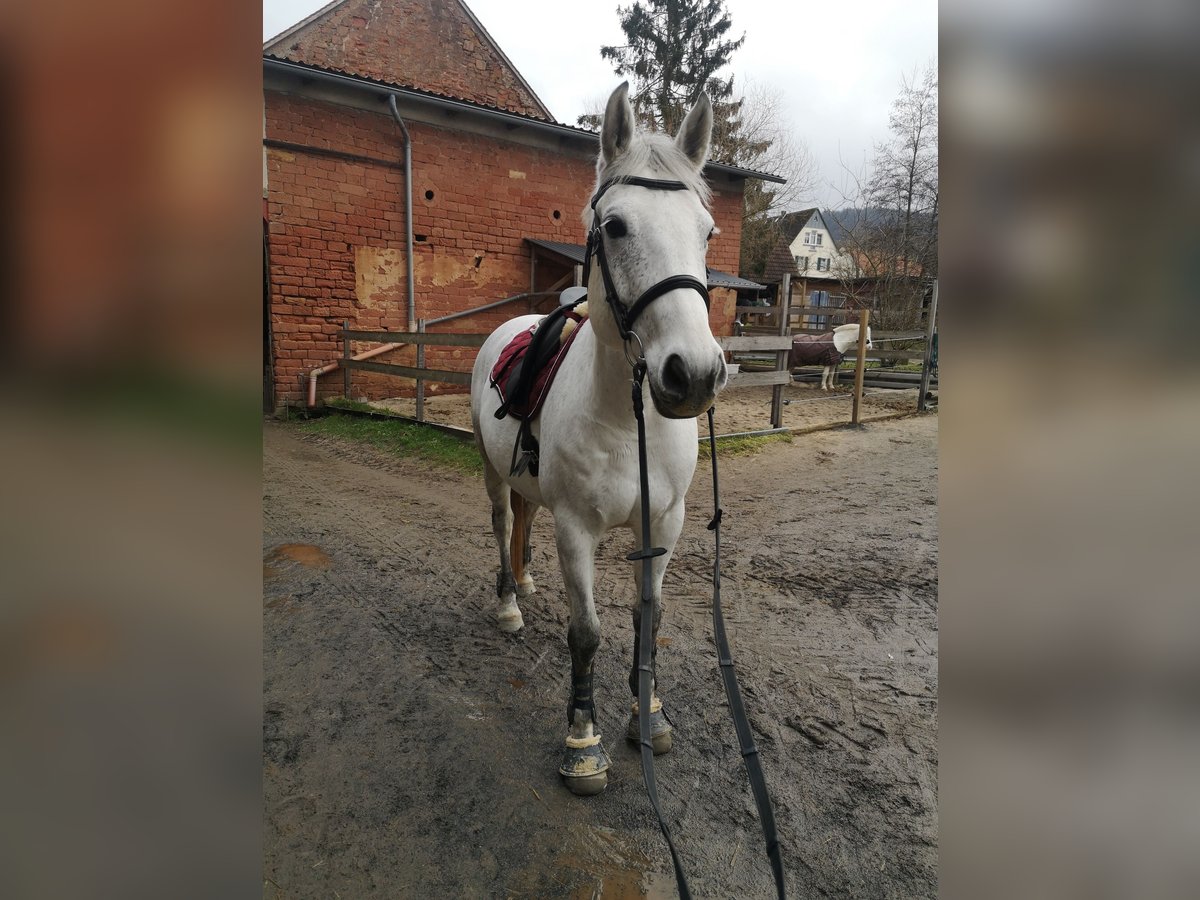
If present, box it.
[592,176,786,899]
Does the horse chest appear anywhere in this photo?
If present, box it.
[541,431,692,530]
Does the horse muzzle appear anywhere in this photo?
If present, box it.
[648,351,727,419]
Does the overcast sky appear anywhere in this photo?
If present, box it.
[263,0,937,210]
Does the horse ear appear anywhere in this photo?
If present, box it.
[675,93,712,169]
[601,82,634,166]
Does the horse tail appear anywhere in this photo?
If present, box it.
[510,490,526,587]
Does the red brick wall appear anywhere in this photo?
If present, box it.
[265,0,548,120]
[265,91,747,407]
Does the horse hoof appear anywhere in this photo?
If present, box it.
[559,735,610,796]
[497,595,524,633]
[626,702,673,755]
[563,770,608,796]
[516,578,536,598]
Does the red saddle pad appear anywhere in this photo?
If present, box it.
[490,315,587,420]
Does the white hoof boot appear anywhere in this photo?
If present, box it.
[496,594,524,633]
[516,575,536,598]
[560,733,611,796]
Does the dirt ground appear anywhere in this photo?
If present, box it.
[263,412,938,899]
[373,381,920,435]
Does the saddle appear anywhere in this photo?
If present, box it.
[490,298,588,477]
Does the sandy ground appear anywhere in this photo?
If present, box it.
[263,412,938,899]
[373,381,919,436]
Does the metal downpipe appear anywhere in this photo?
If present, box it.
[386,95,416,331]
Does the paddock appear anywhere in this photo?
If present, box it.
[263,411,938,898]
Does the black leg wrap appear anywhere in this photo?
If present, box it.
[496,570,515,598]
[567,670,597,726]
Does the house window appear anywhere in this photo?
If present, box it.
[794,255,809,271]
[804,230,823,246]
[816,257,830,272]
[810,289,829,328]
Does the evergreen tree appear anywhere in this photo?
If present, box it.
[584,1,743,140]
[584,2,815,279]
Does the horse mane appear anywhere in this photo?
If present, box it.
[833,323,860,332]
[585,131,712,227]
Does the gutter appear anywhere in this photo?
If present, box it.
[386,95,416,330]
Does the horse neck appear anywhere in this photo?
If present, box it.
[833,325,858,354]
[581,326,642,428]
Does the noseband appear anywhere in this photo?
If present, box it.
[582,176,711,344]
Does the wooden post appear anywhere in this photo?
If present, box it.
[342,319,351,399]
[918,280,939,412]
[770,273,791,429]
[851,309,870,425]
[416,319,426,422]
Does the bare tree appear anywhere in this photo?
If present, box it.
[828,63,938,337]
[734,80,816,278]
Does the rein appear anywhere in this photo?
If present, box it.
[595,175,786,899]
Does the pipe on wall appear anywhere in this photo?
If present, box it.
[307,342,404,408]
[386,95,416,331]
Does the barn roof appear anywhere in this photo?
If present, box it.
[264,56,787,186]
[264,0,554,121]
[524,238,766,291]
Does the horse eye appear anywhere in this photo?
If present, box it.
[603,218,627,239]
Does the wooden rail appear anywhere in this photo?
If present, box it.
[337,329,482,421]
[341,329,489,347]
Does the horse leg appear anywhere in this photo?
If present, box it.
[554,515,610,796]
[626,502,685,755]
[510,493,539,598]
[821,364,831,390]
[482,456,524,633]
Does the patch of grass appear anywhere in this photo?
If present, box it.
[701,431,793,459]
[862,361,924,373]
[324,397,384,414]
[300,405,788,473]
[297,412,483,474]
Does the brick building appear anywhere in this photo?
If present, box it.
[263,0,781,409]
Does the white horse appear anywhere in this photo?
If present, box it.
[470,83,726,796]
[788,322,873,390]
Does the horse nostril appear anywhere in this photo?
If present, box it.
[661,353,689,400]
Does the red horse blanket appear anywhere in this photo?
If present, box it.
[490,312,587,421]
[788,332,843,368]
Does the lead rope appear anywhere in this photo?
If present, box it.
[706,407,787,899]
[630,360,692,899]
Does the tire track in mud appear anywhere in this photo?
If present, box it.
[264,415,938,899]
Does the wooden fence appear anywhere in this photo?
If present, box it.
[333,277,938,430]
[337,328,483,422]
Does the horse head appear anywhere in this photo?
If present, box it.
[833,323,873,355]
[585,82,727,419]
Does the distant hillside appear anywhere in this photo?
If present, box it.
[821,207,895,244]
[821,207,937,245]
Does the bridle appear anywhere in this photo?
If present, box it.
[582,176,712,346]
[583,175,787,899]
